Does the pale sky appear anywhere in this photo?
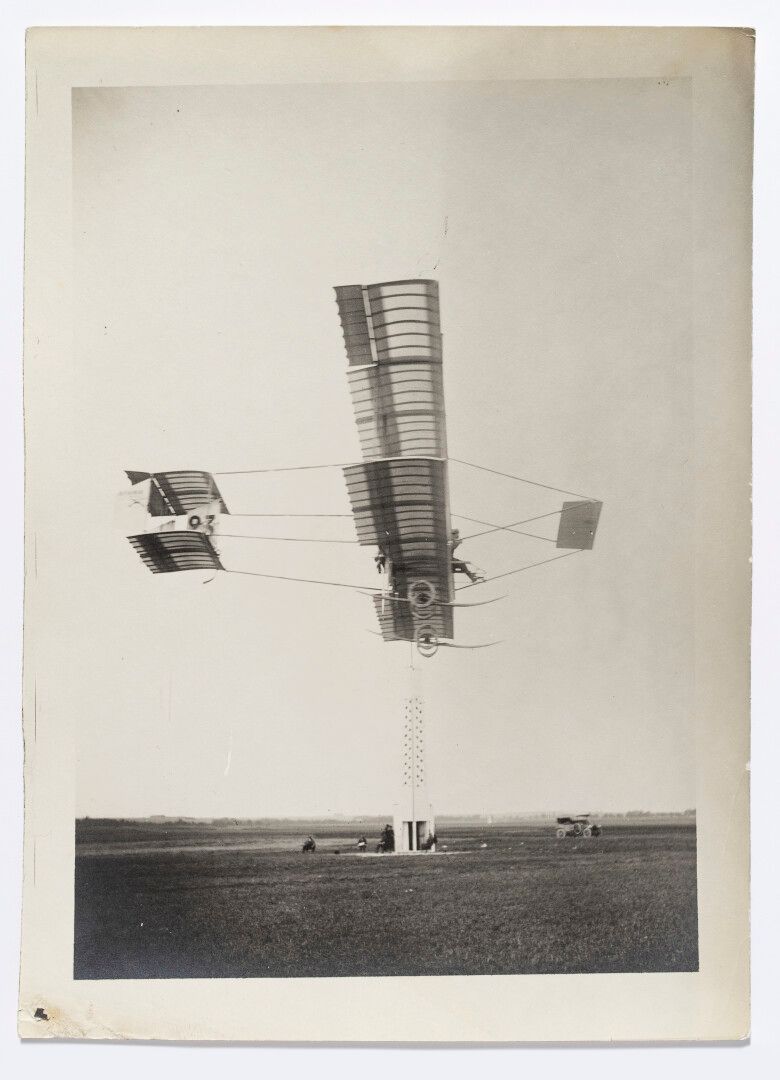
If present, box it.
[71,77,694,816]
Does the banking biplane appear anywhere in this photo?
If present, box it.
[122,278,602,658]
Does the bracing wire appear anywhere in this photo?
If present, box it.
[220,529,556,548]
[454,512,559,544]
[455,548,584,591]
[219,533,358,544]
[453,507,568,541]
[214,462,357,476]
[221,550,580,597]
[439,641,503,650]
[215,548,580,597]
[213,457,593,503]
[450,458,594,502]
[229,512,353,518]
[224,568,373,591]
[224,508,567,541]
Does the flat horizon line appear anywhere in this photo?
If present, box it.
[76,810,697,822]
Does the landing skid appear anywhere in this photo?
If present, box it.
[366,631,502,650]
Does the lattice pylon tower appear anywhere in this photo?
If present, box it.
[397,694,434,851]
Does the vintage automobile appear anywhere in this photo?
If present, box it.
[555,815,601,838]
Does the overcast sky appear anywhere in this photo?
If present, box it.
[71,77,694,816]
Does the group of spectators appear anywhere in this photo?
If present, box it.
[304,824,440,854]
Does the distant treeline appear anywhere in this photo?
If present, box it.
[76,810,696,826]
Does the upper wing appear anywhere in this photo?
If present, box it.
[335,280,454,640]
[125,470,229,517]
[334,279,446,461]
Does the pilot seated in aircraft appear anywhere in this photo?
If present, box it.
[449,529,486,583]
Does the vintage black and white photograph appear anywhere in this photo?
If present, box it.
[69,73,700,981]
[19,25,752,1043]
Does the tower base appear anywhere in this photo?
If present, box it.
[393,805,436,852]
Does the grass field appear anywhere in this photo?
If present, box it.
[74,817,698,979]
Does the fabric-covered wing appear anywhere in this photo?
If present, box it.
[334,280,446,461]
[335,279,455,643]
[371,595,453,644]
[125,470,229,517]
[343,458,453,640]
[128,531,224,574]
[334,279,442,368]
